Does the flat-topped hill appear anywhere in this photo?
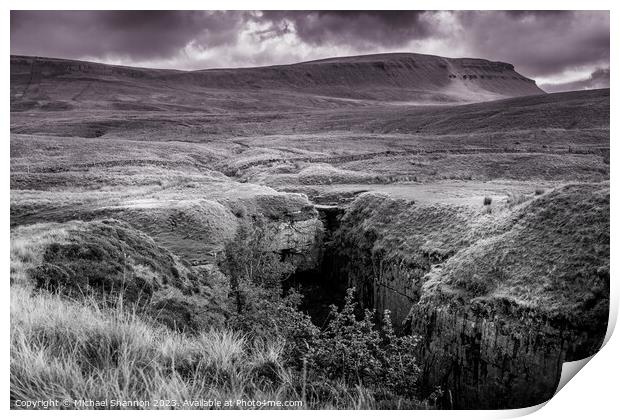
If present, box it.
[10,53,545,111]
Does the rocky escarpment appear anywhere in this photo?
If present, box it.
[326,184,609,408]
[243,193,324,270]
[170,53,543,102]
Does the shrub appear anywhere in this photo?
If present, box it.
[221,217,294,298]
[483,196,492,206]
[307,288,421,398]
[221,218,316,363]
[535,188,545,195]
[227,285,319,366]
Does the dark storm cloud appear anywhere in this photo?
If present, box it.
[257,11,432,47]
[457,11,610,77]
[251,10,609,78]
[10,10,610,87]
[541,68,610,93]
[10,10,247,61]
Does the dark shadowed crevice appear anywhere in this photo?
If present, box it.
[283,204,347,326]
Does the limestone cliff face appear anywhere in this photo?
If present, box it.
[409,300,606,409]
[327,192,476,326]
[271,216,323,269]
[241,192,323,270]
[329,185,609,408]
[413,306,563,408]
[324,231,427,326]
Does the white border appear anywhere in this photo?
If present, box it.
[3,1,617,419]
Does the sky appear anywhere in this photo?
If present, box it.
[10,10,610,92]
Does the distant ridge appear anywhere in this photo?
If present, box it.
[10,53,545,111]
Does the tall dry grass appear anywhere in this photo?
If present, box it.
[10,285,389,409]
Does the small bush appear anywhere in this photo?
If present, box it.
[221,218,317,363]
[307,288,422,399]
[221,217,294,296]
[535,188,545,196]
[483,196,492,206]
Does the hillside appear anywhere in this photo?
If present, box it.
[10,53,544,112]
[10,219,229,331]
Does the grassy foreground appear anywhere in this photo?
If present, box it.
[11,285,314,409]
[11,263,434,410]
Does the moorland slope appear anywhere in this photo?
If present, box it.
[11,53,544,113]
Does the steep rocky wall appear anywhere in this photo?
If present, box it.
[412,305,561,408]
[325,192,475,326]
[327,186,608,408]
[324,237,428,326]
[409,301,606,409]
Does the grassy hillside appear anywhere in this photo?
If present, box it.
[10,219,229,331]
[422,183,609,336]
[331,182,609,335]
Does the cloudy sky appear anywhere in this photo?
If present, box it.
[10,10,609,92]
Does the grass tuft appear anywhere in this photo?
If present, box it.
[10,286,300,409]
